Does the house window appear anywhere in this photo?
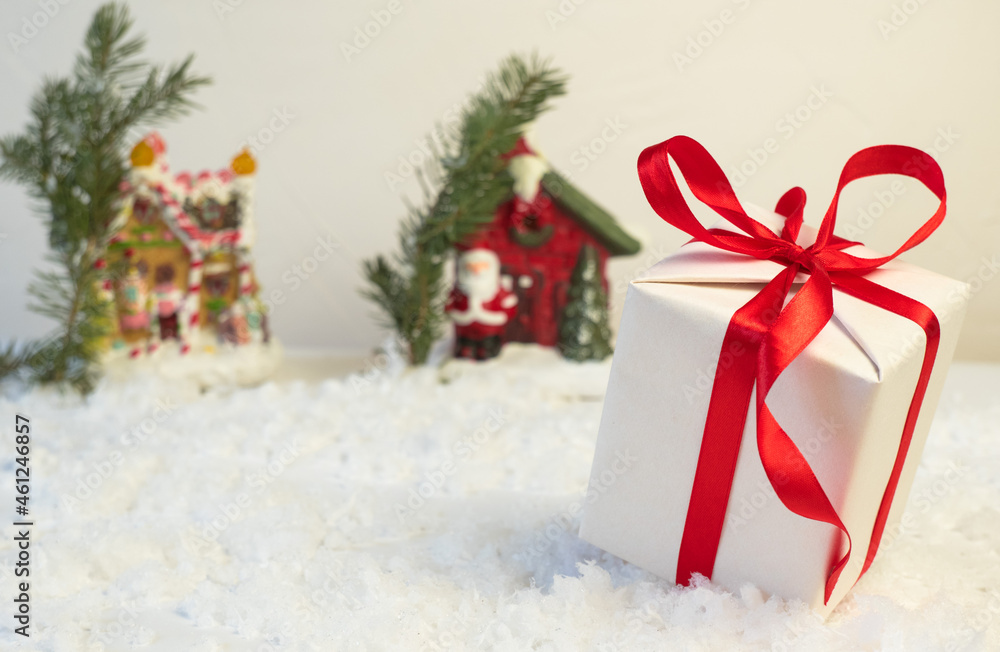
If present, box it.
[132,197,158,224]
[222,199,241,229]
[183,198,201,226]
[202,199,223,230]
[205,273,230,297]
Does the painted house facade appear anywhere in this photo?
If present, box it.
[459,137,641,347]
[106,134,268,357]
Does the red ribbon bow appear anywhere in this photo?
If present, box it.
[637,135,946,604]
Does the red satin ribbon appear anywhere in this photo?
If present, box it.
[637,136,945,604]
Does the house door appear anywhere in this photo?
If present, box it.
[534,278,569,347]
[502,266,544,343]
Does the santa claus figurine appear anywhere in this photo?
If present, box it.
[446,247,518,360]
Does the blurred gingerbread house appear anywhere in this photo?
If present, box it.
[106,133,269,357]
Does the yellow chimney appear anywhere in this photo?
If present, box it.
[231,149,257,176]
[130,140,155,167]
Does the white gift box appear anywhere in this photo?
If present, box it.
[579,205,969,617]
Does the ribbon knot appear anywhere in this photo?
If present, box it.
[780,242,818,270]
[637,135,947,605]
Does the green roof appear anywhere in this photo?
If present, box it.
[539,170,641,257]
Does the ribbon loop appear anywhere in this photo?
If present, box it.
[815,145,947,268]
[775,187,806,242]
[638,136,945,605]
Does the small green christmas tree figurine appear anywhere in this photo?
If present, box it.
[0,2,209,393]
[558,244,613,361]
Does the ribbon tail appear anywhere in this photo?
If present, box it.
[756,403,853,604]
[754,269,852,604]
[675,268,795,585]
[830,272,941,578]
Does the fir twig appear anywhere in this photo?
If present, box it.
[362,53,567,365]
[0,2,210,394]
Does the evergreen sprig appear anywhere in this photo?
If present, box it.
[363,53,568,365]
[0,2,210,393]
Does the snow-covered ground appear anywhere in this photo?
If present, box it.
[0,345,998,651]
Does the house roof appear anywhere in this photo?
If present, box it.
[539,170,641,257]
[112,136,257,255]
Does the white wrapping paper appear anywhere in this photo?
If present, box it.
[579,205,969,617]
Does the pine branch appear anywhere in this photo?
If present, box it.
[76,2,146,83]
[112,57,211,134]
[418,54,567,247]
[362,53,567,365]
[0,1,210,394]
[0,341,31,386]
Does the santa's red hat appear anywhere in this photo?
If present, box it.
[501,136,536,161]
[455,232,494,252]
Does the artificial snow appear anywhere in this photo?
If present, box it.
[0,345,998,650]
[103,338,283,389]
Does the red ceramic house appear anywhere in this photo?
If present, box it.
[458,137,641,347]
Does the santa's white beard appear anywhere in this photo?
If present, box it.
[458,272,499,302]
[453,270,507,327]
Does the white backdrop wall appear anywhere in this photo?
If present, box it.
[1,0,998,358]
